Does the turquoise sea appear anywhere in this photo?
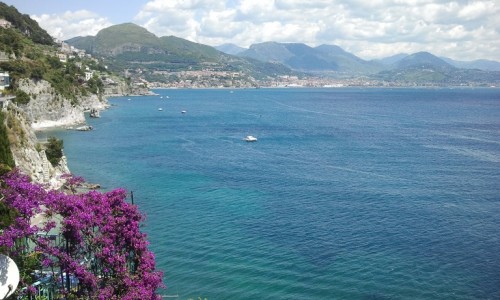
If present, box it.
[48,88,500,299]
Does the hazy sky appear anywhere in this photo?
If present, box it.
[3,0,500,61]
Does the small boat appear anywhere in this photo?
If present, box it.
[244,135,257,142]
[181,110,186,114]
[158,108,163,111]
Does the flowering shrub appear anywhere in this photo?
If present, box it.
[0,170,164,299]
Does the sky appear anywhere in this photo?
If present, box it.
[3,0,500,61]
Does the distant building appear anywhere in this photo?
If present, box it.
[57,53,67,62]
[59,42,72,54]
[0,71,10,90]
[85,71,93,81]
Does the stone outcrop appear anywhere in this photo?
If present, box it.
[7,77,145,189]
[17,78,108,130]
[4,104,70,189]
[5,78,113,189]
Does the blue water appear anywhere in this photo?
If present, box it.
[48,88,500,299]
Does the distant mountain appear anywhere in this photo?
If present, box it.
[215,43,246,55]
[375,52,500,84]
[0,2,53,45]
[393,52,454,70]
[313,44,383,73]
[441,57,500,72]
[374,52,500,72]
[373,53,409,65]
[238,42,383,74]
[65,35,95,52]
[66,23,294,82]
[65,23,498,86]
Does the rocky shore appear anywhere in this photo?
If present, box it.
[4,72,151,190]
[6,78,113,189]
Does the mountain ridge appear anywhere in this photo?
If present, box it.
[64,23,499,86]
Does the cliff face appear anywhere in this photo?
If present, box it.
[18,78,108,130]
[7,78,111,188]
[7,77,143,188]
[4,104,69,189]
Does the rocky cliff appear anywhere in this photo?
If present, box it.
[17,78,108,130]
[6,78,113,189]
[4,103,69,189]
[6,75,147,189]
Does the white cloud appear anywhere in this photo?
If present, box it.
[32,10,113,40]
[458,1,496,21]
[32,1,500,61]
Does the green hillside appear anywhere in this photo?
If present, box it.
[65,23,295,86]
[0,1,54,45]
[70,23,223,63]
[160,35,220,60]
[94,23,162,55]
[0,20,109,101]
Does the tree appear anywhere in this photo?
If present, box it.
[45,136,63,167]
[0,171,164,299]
[14,89,31,105]
[0,111,15,173]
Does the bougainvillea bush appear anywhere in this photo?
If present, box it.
[0,170,163,299]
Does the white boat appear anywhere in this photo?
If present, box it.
[181,110,186,114]
[244,135,257,142]
[158,108,163,111]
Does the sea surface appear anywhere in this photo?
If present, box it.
[47,88,500,299]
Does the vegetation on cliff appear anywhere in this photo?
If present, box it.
[0,26,107,101]
[0,111,15,173]
[0,2,54,45]
[45,136,63,167]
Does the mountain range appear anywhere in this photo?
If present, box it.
[66,23,499,86]
[216,44,500,72]
[66,23,294,82]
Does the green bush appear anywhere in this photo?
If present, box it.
[45,136,63,167]
[0,111,15,169]
[14,89,30,104]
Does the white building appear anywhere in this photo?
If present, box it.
[0,71,10,90]
[85,71,94,81]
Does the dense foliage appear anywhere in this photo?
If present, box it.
[0,171,164,299]
[0,25,106,101]
[0,111,15,228]
[0,111,15,172]
[13,89,30,104]
[0,2,54,45]
[45,136,63,167]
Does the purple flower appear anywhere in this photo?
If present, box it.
[1,170,164,298]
